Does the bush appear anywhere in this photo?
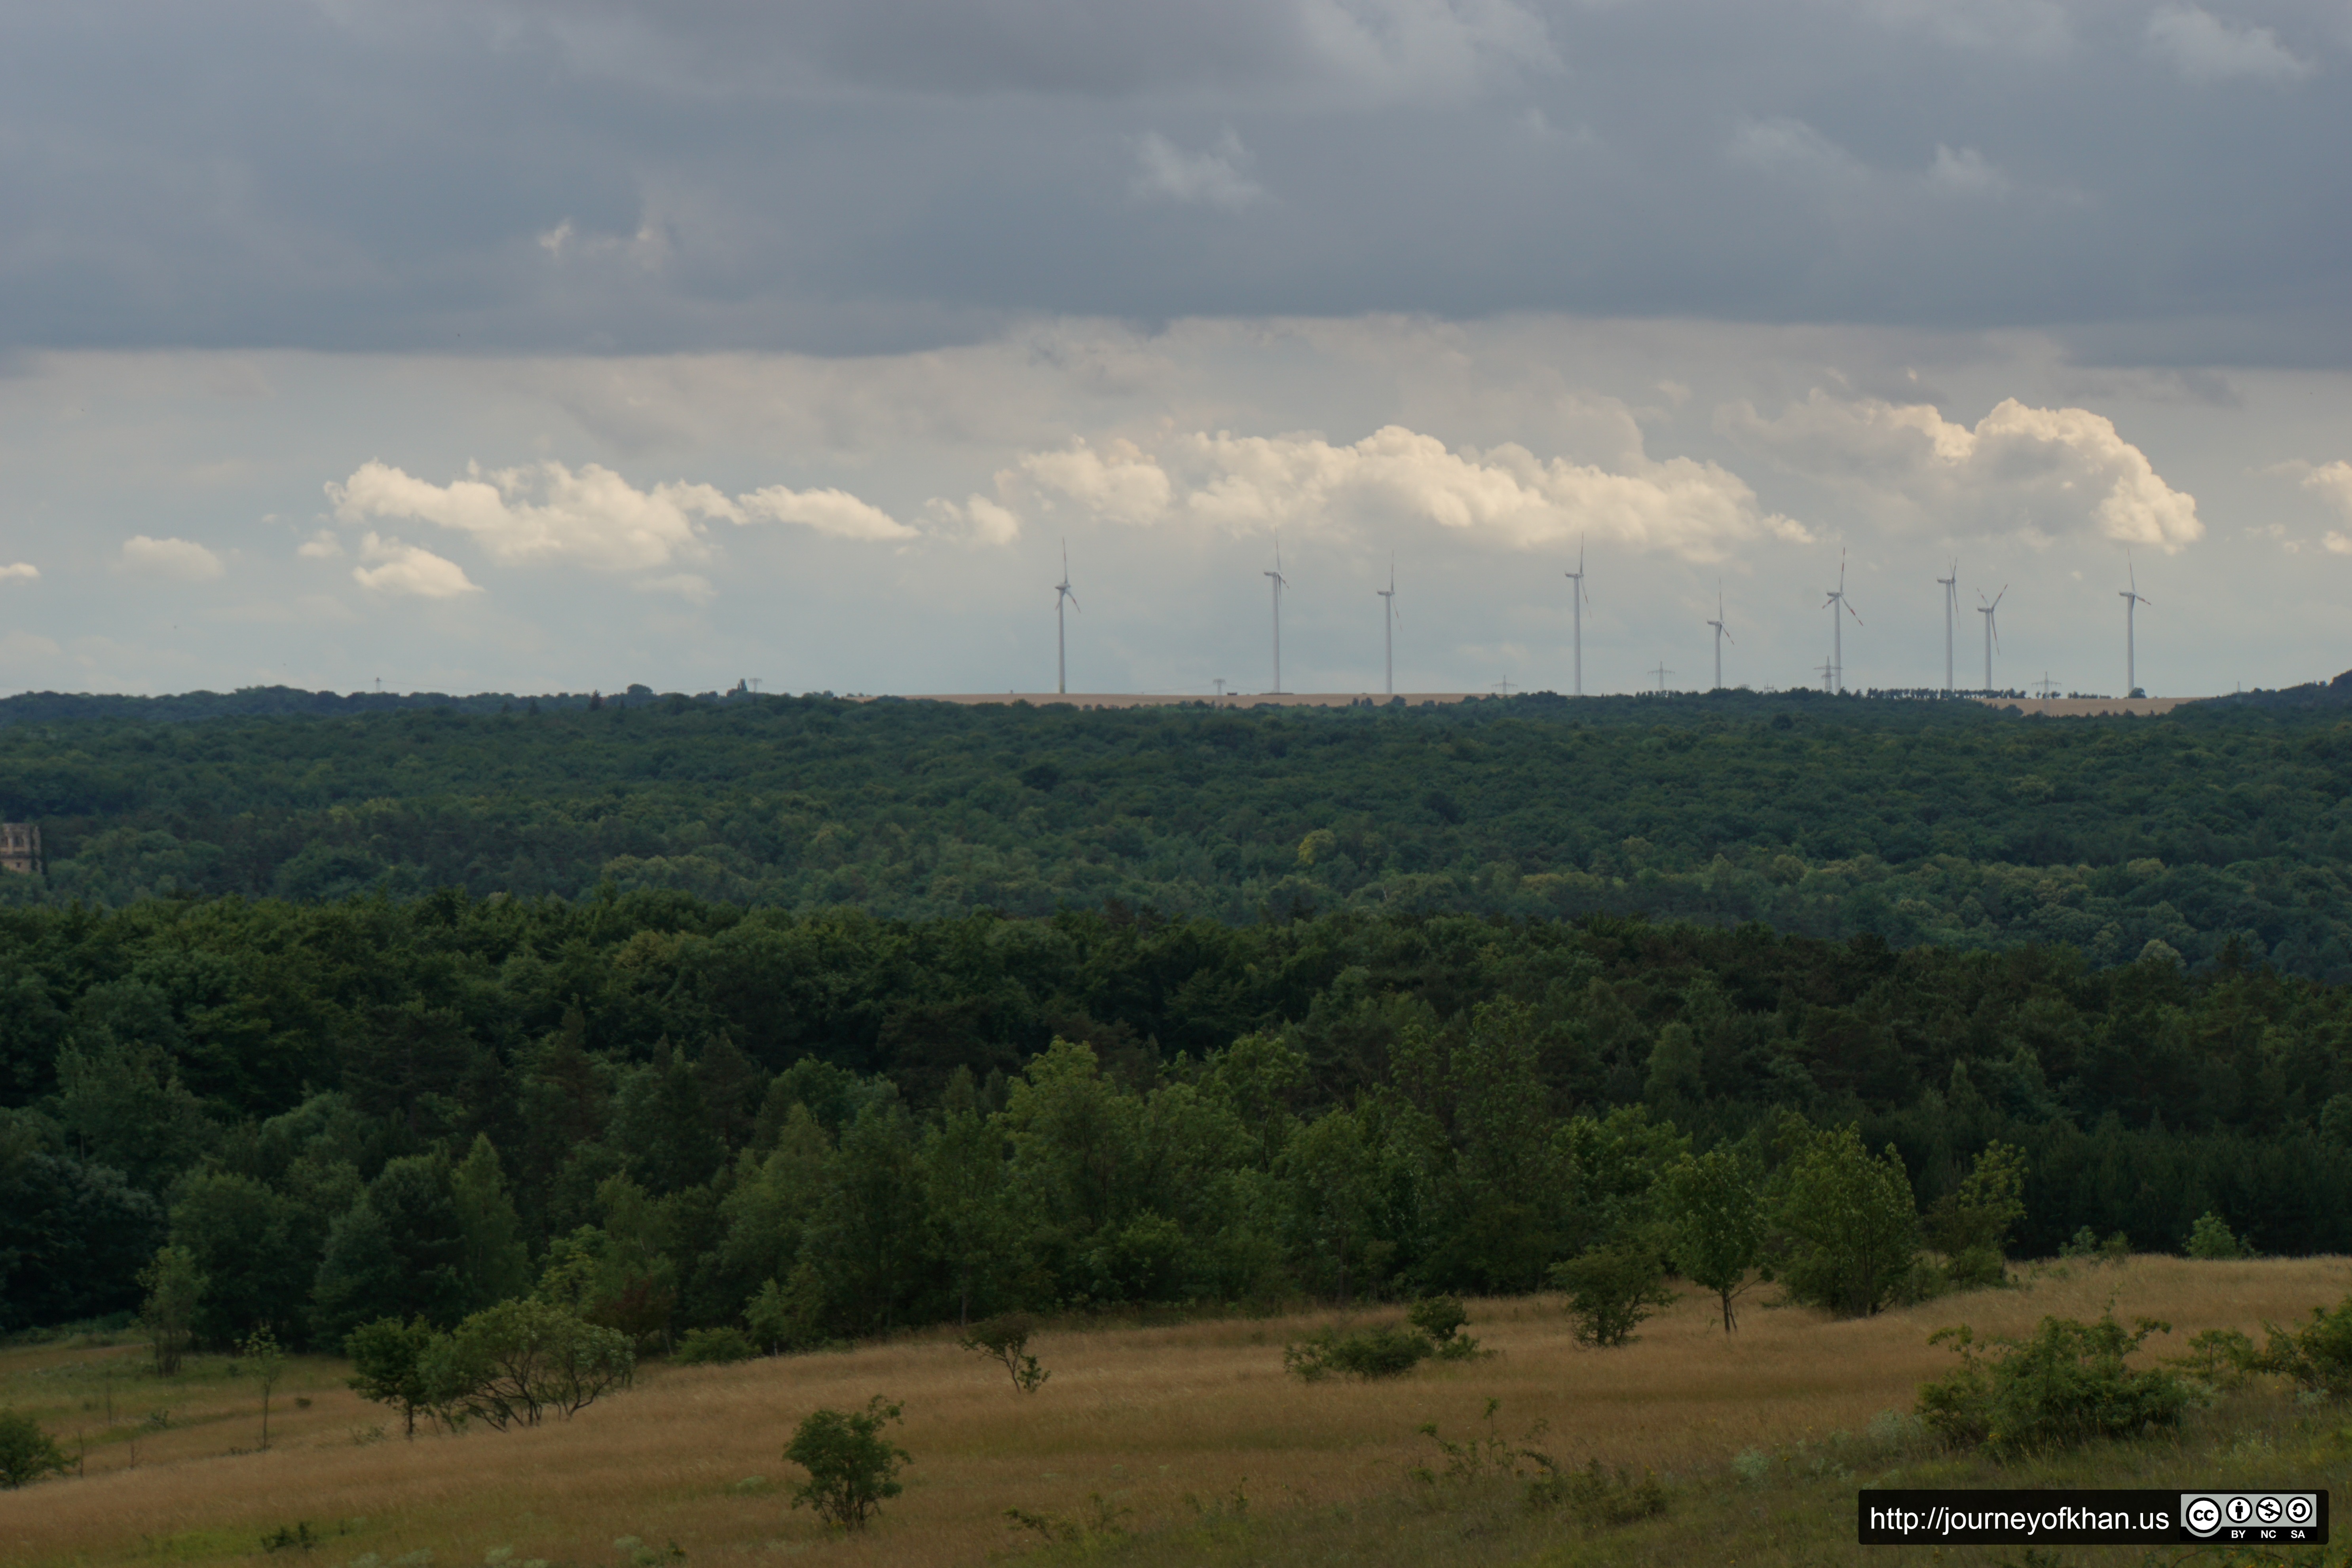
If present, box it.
[1550,1246,1674,1348]
[0,1409,68,1488]
[2252,1295,2352,1399]
[1408,1295,1483,1360]
[785,1395,910,1531]
[1915,1312,2192,1459]
[2059,1226,2131,1265]
[1525,1458,1669,1526]
[1284,1323,1433,1382]
[2186,1212,2251,1259]
[422,1300,634,1429]
[676,1327,757,1366]
[957,1313,1048,1393]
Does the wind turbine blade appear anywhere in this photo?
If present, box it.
[1068,593,1081,613]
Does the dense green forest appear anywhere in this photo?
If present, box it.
[8,892,2352,1346]
[4,679,2352,978]
[6,680,2352,1353]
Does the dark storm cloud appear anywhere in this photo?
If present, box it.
[0,0,2343,359]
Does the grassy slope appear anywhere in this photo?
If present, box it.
[6,1257,2352,1568]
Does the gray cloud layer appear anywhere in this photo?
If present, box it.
[1,0,2343,359]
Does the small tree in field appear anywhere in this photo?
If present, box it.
[239,1327,289,1451]
[0,1410,68,1489]
[139,1245,205,1377]
[958,1314,1048,1393]
[1661,1148,1764,1333]
[786,1396,911,1531]
[423,1300,634,1429]
[346,1317,442,1438]
[1776,1124,1917,1318]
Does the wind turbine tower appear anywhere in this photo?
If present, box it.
[1054,542,1079,696]
[1822,551,1861,693]
[1705,585,1732,691]
[1376,563,1397,697]
[1563,538,1588,697]
[2119,557,2151,696]
[1977,586,2006,693]
[1264,542,1290,695]
[1936,560,1959,693]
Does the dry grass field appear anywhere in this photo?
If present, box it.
[6,1256,2352,1568]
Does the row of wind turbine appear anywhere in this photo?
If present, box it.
[1045,542,2154,698]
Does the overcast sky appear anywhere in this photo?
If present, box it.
[2,0,2348,698]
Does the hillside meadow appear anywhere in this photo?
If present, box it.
[7,1255,2352,1568]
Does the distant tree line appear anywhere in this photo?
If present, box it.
[2,680,2350,977]
[7,895,2352,1345]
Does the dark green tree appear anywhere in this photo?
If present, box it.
[785,1396,911,1531]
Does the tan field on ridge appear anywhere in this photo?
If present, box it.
[6,1254,2349,1568]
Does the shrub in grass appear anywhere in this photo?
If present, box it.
[2060,1226,2131,1265]
[2251,1295,2352,1399]
[2187,1212,2252,1259]
[0,1409,68,1488]
[1550,1246,1675,1348]
[1915,1312,2192,1458]
[1525,1458,1669,1526]
[1408,1295,1484,1360]
[784,1396,910,1531]
[1284,1323,1433,1382]
[676,1327,757,1365]
[2170,1327,2258,1390]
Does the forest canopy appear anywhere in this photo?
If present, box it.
[6,680,2352,1345]
[6,894,2352,1341]
[3,680,2350,978]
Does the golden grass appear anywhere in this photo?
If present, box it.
[5,1255,2350,1568]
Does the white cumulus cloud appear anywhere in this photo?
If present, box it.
[999,423,1808,563]
[0,562,36,583]
[297,530,345,560]
[1132,131,1268,210]
[1722,393,2203,552]
[326,461,932,582]
[120,535,226,581]
[351,533,482,598]
[329,459,730,572]
[2147,5,2314,83]
[736,484,919,541]
[2298,459,2352,520]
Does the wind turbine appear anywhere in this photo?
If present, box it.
[1936,559,1959,694]
[1977,585,2006,693]
[1376,561,1398,697]
[1563,538,1588,697]
[2119,555,2151,697]
[1705,585,1732,691]
[1264,540,1290,695]
[1822,551,1861,693]
[1054,541,1079,696]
